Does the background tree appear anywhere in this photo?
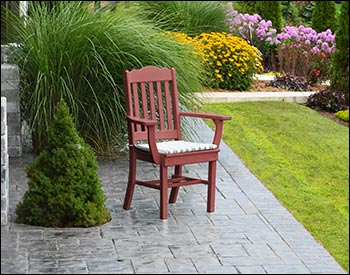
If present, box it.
[312,1,337,33]
[233,1,258,14]
[236,1,282,31]
[255,1,283,32]
[330,0,349,102]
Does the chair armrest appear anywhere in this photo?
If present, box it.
[126,115,160,163]
[179,112,231,146]
[179,112,231,121]
[126,115,157,126]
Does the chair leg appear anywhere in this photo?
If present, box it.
[207,161,217,212]
[160,165,168,219]
[169,165,182,203]
[123,150,136,210]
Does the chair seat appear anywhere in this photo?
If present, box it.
[135,140,217,155]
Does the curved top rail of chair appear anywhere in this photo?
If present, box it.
[125,66,174,82]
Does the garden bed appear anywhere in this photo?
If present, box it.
[209,79,328,93]
[318,110,349,128]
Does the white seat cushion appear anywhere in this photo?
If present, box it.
[135,140,217,154]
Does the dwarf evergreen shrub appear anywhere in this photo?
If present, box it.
[15,99,111,227]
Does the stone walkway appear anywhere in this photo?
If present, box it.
[1,118,346,274]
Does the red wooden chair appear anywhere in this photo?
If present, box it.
[123,66,231,219]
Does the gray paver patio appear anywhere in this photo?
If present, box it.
[1,117,347,274]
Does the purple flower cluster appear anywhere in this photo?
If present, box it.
[226,2,276,46]
[275,25,336,54]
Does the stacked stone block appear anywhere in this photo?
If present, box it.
[1,64,22,157]
[1,45,10,63]
[1,97,9,225]
[1,62,22,225]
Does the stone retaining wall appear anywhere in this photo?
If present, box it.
[1,62,22,225]
[1,64,22,157]
[1,97,9,225]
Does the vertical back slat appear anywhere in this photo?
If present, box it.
[125,82,133,116]
[140,82,148,120]
[148,82,156,121]
[156,81,165,130]
[164,80,173,130]
[170,69,181,137]
[132,82,141,132]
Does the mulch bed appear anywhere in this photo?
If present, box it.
[317,111,349,128]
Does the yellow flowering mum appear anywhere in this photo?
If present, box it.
[167,31,264,90]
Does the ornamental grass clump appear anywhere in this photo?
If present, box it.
[135,1,229,36]
[6,1,203,153]
[15,99,111,227]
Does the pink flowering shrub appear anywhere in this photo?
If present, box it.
[274,26,335,84]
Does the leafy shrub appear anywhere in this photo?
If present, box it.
[7,1,203,153]
[135,1,229,36]
[268,74,310,91]
[335,110,349,122]
[281,1,315,27]
[16,99,111,227]
[306,90,348,113]
[281,1,301,26]
[300,2,315,24]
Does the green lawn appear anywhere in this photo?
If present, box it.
[201,101,349,272]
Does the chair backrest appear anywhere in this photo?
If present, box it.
[124,66,182,144]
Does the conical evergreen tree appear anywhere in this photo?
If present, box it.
[312,1,337,33]
[16,99,111,227]
[256,1,282,32]
[330,1,349,102]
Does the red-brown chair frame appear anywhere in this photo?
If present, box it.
[123,66,231,219]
